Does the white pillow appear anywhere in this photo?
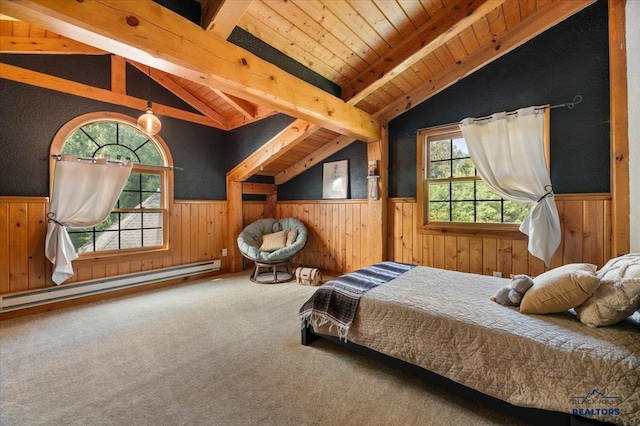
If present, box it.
[575,254,640,327]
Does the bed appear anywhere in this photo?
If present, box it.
[299,262,640,426]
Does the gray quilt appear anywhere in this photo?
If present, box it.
[312,266,640,425]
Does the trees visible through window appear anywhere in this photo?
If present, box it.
[51,113,171,255]
[417,123,534,233]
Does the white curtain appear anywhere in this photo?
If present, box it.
[45,155,132,284]
[459,106,561,266]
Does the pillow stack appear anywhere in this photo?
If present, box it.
[574,253,640,327]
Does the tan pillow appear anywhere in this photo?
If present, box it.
[575,254,640,327]
[286,228,298,247]
[259,230,287,252]
[520,263,600,314]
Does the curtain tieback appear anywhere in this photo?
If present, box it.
[47,212,64,227]
[537,185,554,203]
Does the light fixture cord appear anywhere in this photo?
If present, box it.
[147,65,152,108]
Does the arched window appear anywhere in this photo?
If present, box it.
[50,112,173,256]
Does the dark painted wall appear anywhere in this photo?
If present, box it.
[278,142,368,200]
[389,1,610,197]
[0,55,227,199]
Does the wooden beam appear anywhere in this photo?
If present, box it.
[227,119,319,182]
[274,135,357,185]
[377,0,596,121]
[343,0,505,105]
[366,124,388,264]
[226,179,243,273]
[2,0,381,142]
[609,0,630,257]
[127,59,228,128]
[200,0,252,38]
[0,62,224,129]
[214,89,256,119]
[110,54,126,94]
[242,182,276,195]
[0,35,106,54]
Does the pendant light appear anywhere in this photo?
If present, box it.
[137,65,162,135]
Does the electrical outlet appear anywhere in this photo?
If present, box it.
[493,271,503,278]
[222,248,227,256]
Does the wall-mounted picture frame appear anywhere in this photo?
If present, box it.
[322,159,349,199]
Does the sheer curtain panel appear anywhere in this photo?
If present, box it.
[45,155,132,284]
[460,107,561,266]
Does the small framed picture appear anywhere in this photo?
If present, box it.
[322,159,349,199]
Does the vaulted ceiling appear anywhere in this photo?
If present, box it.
[0,0,595,183]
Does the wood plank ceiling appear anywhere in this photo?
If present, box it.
[0,0,595,183]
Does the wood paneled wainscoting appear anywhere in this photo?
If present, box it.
[0,197,229,296]
[388,194,612,277]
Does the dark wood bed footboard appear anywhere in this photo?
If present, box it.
[301,324,612,426]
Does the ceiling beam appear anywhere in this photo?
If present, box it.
[0,35,106,54]
[200,0,252,38]
[110,54,126,94]
[377,0,596,122]
[342,0,505,105]
[227,119,319,182]
[0,61,225,129]
[1,0,381,142]
[127,59,228,128]
[274,135,357,185]
[213,90,256,120]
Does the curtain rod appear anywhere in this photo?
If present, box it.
[472,95,583,122]
[50,154,184,171]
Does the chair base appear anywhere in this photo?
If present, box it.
[250,260,293,284]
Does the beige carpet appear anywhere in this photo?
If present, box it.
[0,273,531,426]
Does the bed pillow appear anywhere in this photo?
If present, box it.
[259,230,287,252]
[520,263,600,314]
[286,228,298,247]
[575,254,640,327]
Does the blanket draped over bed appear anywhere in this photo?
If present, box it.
[308,265,640,426]
[299,261,415,339]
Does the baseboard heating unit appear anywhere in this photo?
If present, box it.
[0,260,221,312]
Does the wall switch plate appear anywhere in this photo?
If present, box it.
[222,248,227,256]
[493,271,503,278]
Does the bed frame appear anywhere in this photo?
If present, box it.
[302,324,610,426]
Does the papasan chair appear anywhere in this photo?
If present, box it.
[237,218,308,283]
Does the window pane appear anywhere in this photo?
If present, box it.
[142,212,163,228]
[429,139,451,161]
[477,201,503,223]
[429,202,450,222]
[62,130,98,157]
[120,230,143,250]
[451,181,474,200]
[476,181,501,200]
[124,173,141,191]
[94,213,119,231]
[451,201,474,222]
[120,212,142,230]
[504,201,530,223]
[69,231,94,252]
[452,158,474,178]
[429,182,450,201]
[141,174,161,192]
[430,161,451,179]
[451,138,469,158]
[142,228,163,247]
[81,122,116,148]
[136,141,163,165]
[93,230,119,251]
[141,192,161,208]
[96,144,135,161]
[119,191,142,208]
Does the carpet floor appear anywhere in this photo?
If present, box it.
[1,273,531,425]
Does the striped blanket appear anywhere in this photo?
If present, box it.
[299,262,415,340]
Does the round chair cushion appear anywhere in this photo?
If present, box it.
[237,218,308,262]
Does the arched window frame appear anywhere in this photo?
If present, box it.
[50,112,173,259]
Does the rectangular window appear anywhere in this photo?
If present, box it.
[416,119,549,236]
[68,168,166,253]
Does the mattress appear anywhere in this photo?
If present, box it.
[311,265,640,425]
